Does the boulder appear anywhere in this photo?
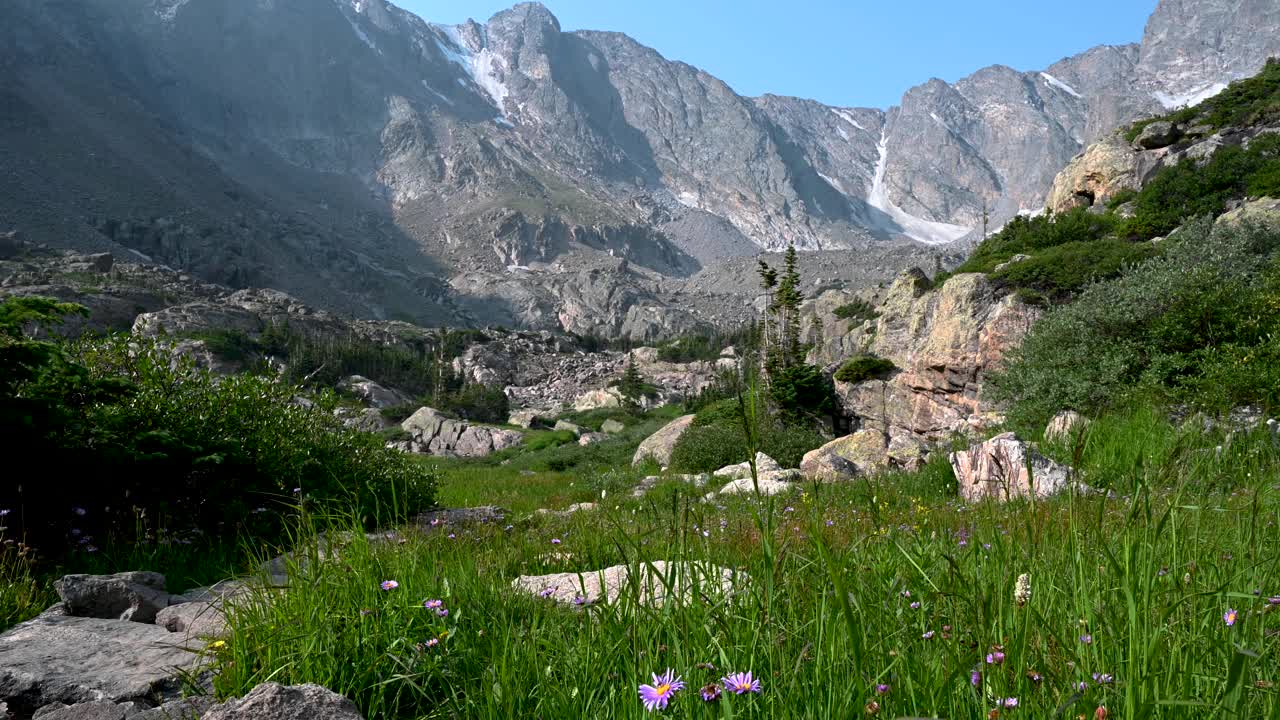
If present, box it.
[1215,197,1280,229]
[577,432,607,447]
[709,470,803,498]
[514,561,743,607]
[30,701,141,720]
[1046,135,1145,213]
[128,698,213,720]
[535,502,598,518]
[800,446,860,482]
[155,602,229,642]
[400,408,522,458]
[949,432,1074,502]
[338,408,393,433]
[507,410,550,429]
[335,376,413,410]
[415,506,508,527]
[53,572,170,624]
[201,683,364,720]
[600,419,626,434]
[1134,120,1182,150]
[712,453,782,479]
[800,430,890,482]
[573,389,621,412]
[631,415,695,467]
[554,420,584,436]
[1044,411,1089,442]
[0,616,198,714]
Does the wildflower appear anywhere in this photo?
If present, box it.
[1014,573,1032,607]
[1095,707,1108,720]
[1000,697,1019,708]
[380,580,399,591]
[1079,634,1093,645]
[1076,681,1089,692]
[874,683,890,695]
[1182,572,1192,585]
[208,640,227,651]
[864,700,880,715]
[699,684,721,702]
[72,507,86,516]
[1026,670,1043,683]
[986,651,1005,665]
[723,672,762,694]
[573,595,587,606]
[292,487,301,493]
[1157,567,1168,577]
[638,669,685,711]
[1224,608,1238,626]
[971,669,982,687]
[424,599,444,609]
[922,630,935,639]
[447,533,456,540]
[1269,597,1280,606]
[1092,673,1113,685]
[436,608,449,617]
[0,509,9,516]
[425,637,439,647]
[538,587,556,598]
[900,590,911,598]
[910,601,921,610]
[551,538,561,545]
[826,519,835,527]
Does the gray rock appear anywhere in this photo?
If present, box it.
[127,697,214,720]
[31,701,140,720]
[709,470,803,498]
[201,683,363,720]
[712,453,783,479]
[514,561,744,607]
[54,573,170,624]
[415,506,508,527]
[336,376,413,410]
[600,419,626,434]
[400,408,522,458]
[1134,120,1182,149]
[993,254,1031,272]
[1044,410,1090,442]
[577,432,607,447]
[949,432,1075,502]
[507,410,550,429]
[553,420,583,436]
[155,602,229,642]
[631,415,695,467]
[0,616,198,714]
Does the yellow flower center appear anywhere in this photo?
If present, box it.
[656,683,671,696]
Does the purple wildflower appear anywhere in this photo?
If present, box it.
[874,683,890,695]
[722,672,762,695]
[436,608,449,617]
[551,538,561,545]
[900,590,912,598]
[447,533,456,540]
[1001,697,1019,708]
[573,595,587,606]
[72,507,86,516]
[986,651,1005,665]
[1076,681,1089,692]
[1092,673,1113,685]
[538,587,556,598]
[970,669,981,687]
[922,630,935,639]
[910,601,921,610]
[825,519,835,527]
[700,684,721,702]
[380,580,399,591]
[1080,633,1093,645]
[1269,596,1280,606]
[1224,608,1238,626]
[424,599,444,610]
[639,669,685,711]
[0,509,9,517]
[425,637,439,647]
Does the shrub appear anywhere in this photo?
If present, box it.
[989,239,1159,302]
[670,395,825,473]
[955,208,1121,275]
[834,355,896,384]
[989,219,1280,430]
[768,363,835,422]
[0,301,437,556]
[435,384,510,424]
[832,299,878,323]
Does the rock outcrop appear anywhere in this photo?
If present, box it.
[814,270,1038,448]
[399,408,523,458]
[631,415,696,467]
[336,376,413,410]
[53,573,171,625]
[201,683,365,720]
[514,561,743,607]
[949,433,1075,502]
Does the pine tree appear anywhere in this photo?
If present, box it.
[617,354,650,410]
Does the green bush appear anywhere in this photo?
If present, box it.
[768,363,835,421]
[435,384,510,424]
[989,239,1159,302]
[955,208,1122,275]
[670,396,824,473]
[832,299,878,323]
[989,219,1280,430]
[0,300,437,556]
[834,355,896,384]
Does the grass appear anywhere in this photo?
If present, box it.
[189,405,1279,719]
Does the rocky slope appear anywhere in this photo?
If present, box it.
[1,0,1277,337]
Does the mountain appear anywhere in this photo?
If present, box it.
[1,0,1277,337]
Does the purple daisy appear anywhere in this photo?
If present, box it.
[700,684,721,702]
[1000,697,1019,708]
[970,669,981,687]
[1224,608,1238,626]
[1080,633,1093,645]
[722,672,762,695]
[424,599,444,610]
[874,683,890,695]
[379,580,399,591]
[638,669,685,711]
[986,651,1005,665]
[922,630,935,639]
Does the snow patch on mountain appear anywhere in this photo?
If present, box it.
[830,109,865,131]
[154,0,192,23]
[1153,81,1229,110]
[437,26,511,116]
[1039,72,1082,99]
[867,131,971,246]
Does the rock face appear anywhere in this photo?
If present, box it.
[336,376,413,410]
[201,684,364,720]
[0,616,198,714]
[815,270,1039,446]
[631,415,696,467]
[400,408,523,458]
[53,573,170,624]
[514,561,743,606]
[3,0,1276,337]
[949,433,1074,502]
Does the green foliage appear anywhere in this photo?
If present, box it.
[989,239,1159,302]
[990,219,1280,430]
[831,298,879,323]
[956,208,1122,275]
[434,384,510,424]
[654,325,756,363]
[671,395,824,473]
[0,299,437,556]
[186,329,263,364]
[767,363,835,422]
[612,356,657,410]
[834,355,896,384]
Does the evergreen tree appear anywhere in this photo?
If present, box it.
[616,354,652,410]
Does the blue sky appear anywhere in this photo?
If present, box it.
[399,0,1157,109]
